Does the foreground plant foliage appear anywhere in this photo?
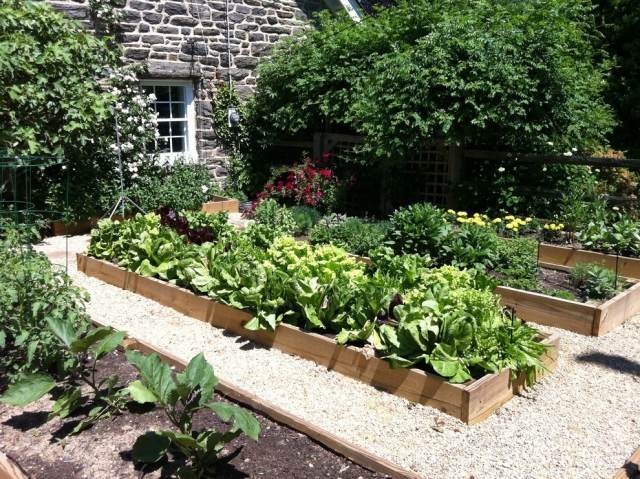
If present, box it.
[89,214,549,384]
[128,352,260,478]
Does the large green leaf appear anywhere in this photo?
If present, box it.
[50,387,82,419]
[92,330,126,360]
[46,317,77,347]
[125,350,176,405]
[132,431,171,463]
[0,373,55,406]
[176,353,218,405]
[126,380,158,404]
[206,402,260,441]
[70,327,112,353]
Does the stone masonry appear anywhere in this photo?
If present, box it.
[47,0,329,182]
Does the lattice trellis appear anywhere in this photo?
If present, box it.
[405,146,450,206]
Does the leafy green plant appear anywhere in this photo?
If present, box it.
[310,217,390,256]
[442,223,499,271]
[569,262,624,300]
[576,211,640,257]
[244,199,297,248]
[88,216,551,384]
[493,238,539,290]
[290,206,322,236]
[0,321,128,434]
[127,351,260,478]
[129,160,221,213]
[386,203,452,257]
[0,226,90,379]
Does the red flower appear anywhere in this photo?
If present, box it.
[318,169,332,178]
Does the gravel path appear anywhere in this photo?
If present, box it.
[36,235,640,479]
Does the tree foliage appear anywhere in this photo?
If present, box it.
[0,0,117,155]
[595,0,640,156]
[248,0,614,160]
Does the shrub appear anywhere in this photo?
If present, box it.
[257,157,340,212]
[244,199,297,248]
[494,238,539,290]
[385,203,452,257]
[0,225,90,380]
[576,211,640,256]
[310,217,390,256]
[290,206,322,236]
[249,0,613,161]
[569,262,624,300]
[442,223,499,271]
[129,160,220,213]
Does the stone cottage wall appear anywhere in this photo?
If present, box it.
[47,0,326,182]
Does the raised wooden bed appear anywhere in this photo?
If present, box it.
[51,218,98,236]
[109,328,422,479]
[0,452,27,479]
[201,196,240,214]
[539,243,640,280]
[497,278,640,336]
[77,253,559,425]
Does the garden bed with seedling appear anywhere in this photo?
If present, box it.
[0,348,394,479]
[77,253,559,425]
[538,243,640,281]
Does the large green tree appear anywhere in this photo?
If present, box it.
[0,0,117,155]
[248,0,614,160]
[595,0,640,156]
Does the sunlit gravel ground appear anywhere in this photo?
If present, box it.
[36,235,640,479]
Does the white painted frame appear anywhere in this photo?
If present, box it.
[141,79,198,163]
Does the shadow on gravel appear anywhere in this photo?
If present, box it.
[576,352,640,376]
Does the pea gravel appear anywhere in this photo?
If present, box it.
[37,235,640,479]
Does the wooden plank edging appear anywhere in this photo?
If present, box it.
[88,318,424,479]
[539,243,640,280]
[0,452,28,479]
[77,254,558,424]
[201,196,240,214]
[612,446,640,479]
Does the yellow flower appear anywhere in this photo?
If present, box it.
[505,215,515,221]
[525,217,532,223]
[543,224,550,230]
[447,209,456,215]
[456,217,466,223]
[473,212,480,218]
[492,218,502,224]
[457,211,467,217]
[558,223,565,229]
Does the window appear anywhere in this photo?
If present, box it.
[142,81,197,160]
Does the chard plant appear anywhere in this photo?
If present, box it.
[126,351,260,478]
[0,320,128,434]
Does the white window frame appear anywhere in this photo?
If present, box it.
[141,79,198,162]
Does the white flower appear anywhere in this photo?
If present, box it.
[613,206,620,211]
[546,141,554,146]
[563,151,573,157]
[542,166,547,172]
[498,166,505,173]
[571,147,578,152]
[201,185,209,193]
